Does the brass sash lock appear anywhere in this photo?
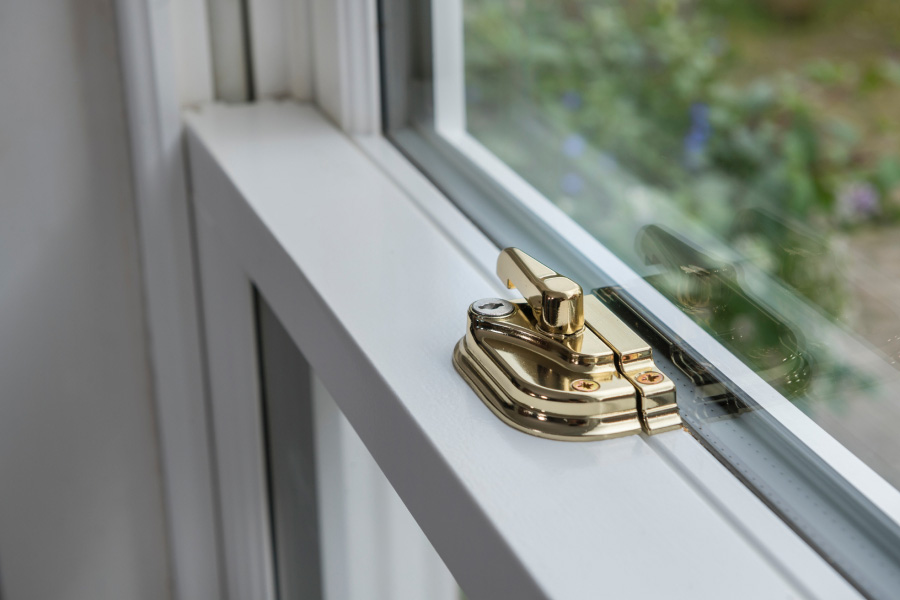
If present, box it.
[453,248,682,441]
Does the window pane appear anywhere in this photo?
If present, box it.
[462,0,900,485]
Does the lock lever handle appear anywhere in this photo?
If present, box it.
[496,248,584,336]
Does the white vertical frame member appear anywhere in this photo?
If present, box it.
[431,0,466,136]
[309,0,381,134]
[206,0,252,101]
[247,0,288,98]
[193,208,276,600]
[246,0,315,100]
[168,0,216,105]
[114,1,221,599]
[239,0,378,109]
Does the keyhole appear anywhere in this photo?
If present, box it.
[479,302,504,311]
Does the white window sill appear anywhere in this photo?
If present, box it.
[185,100,858,599]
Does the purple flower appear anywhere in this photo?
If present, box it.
[837,182,880,222]
[690,103,712,139]
[683,102,712,171]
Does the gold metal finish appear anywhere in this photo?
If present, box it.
[453,247,682,441]
[497,248,585,336]
[583,296,682,434]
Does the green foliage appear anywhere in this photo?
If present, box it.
[466,0,899,225]
[464,0,900,318]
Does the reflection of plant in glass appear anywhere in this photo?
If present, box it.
[464,0,900,317]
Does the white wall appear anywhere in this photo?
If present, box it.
[0,2,171,599]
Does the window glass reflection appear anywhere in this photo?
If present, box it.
[464,0,900,485]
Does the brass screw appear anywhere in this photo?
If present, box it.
[636,371,664,385]
[572,379,600,392]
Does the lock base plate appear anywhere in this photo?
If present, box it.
[453,300,643,441]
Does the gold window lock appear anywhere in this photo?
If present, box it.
[453,248,682,441]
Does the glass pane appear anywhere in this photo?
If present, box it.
[462,0,900,485]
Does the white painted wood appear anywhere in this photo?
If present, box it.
[378,0,411,128]
[287,0,315,100]
[431,0,466,134]
[241,0,315,100]
[313,376,458,600]
[194,198,275,600]
[185,102,859,600]
[309,0,340,119]
[206,0,251,101]
[247,0,289,99]
[310,0,380,133]
[114,2,223,598]
[352,135,513,285]
[169,0,215,105]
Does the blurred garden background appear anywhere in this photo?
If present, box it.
[464,0,900,376]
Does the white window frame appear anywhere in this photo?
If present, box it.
[118,1,894,599]
[185,95,855,600]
